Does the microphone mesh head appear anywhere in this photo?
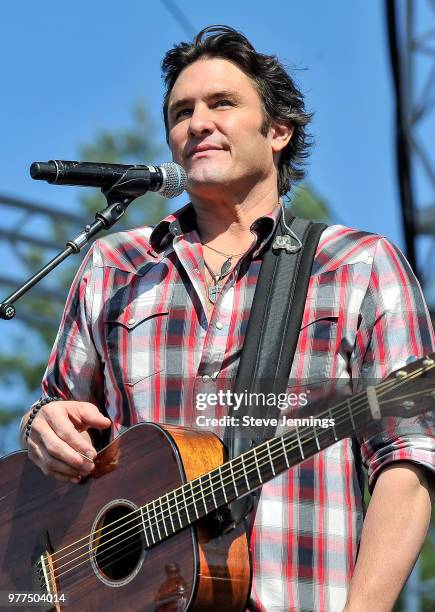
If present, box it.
[159,162,187,198]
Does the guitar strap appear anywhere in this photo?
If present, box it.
[220,209,327,533]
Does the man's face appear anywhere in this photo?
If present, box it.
[167,58,281,198]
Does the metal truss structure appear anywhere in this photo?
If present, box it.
[386,2,435,608]
[386,0,435,308]
[0,1,434,604]
[0,194,82,329]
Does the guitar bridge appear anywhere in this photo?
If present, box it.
[31,531,61,612]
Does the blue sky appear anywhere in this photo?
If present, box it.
[0,1,433,447]
[2,1,405,236]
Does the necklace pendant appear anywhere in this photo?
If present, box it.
[220,257,232,277]
[208,283,221,303]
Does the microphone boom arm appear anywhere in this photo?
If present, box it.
[0,190,136,321]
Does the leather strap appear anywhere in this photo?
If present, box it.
[221,210,327,531]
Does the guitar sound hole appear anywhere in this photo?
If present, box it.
[93,503,144,581]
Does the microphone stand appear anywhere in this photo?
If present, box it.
[0,190,137,321]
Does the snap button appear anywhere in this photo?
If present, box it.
[215,321,224,330]
[169,221,181,236]
[128,318,136,325]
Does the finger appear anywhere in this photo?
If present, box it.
[73,403,112,429]
[37,407,99,462]
[27,438,82,483]
[52,473,82,484]
[30,420,96,472]
[40,445,91,478]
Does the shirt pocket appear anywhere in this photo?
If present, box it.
[300,308,339,334]
[104,298,170,385]
[293,306,341,381]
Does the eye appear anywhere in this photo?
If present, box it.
[214,99,235,108]
[174,108,192,120]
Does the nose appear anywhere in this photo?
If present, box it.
[188,103,215,137]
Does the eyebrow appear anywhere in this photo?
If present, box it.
[168,90,242,116]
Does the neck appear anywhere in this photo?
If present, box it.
[190,183,280,248]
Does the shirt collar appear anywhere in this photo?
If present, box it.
[149,202,282,257]
[149,203,195,254]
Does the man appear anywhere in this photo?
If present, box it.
[20,26,434,611]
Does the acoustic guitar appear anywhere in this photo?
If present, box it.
[0,355,434,611]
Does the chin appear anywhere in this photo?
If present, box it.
[187,168,227,191]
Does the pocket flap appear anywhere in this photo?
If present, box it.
[104,292,171,330]
[300,306,340,330]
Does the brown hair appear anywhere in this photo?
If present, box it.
[161,25,312,195]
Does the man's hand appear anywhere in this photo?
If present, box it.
[20,401,112,484]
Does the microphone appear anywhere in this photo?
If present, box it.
[30,160,187,199]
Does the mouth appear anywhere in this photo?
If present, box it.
[188,145,224,158]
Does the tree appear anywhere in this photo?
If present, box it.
[287,182,330,222]
[0,165,332,453]
[2,115,432,606]
[0,102,168,452]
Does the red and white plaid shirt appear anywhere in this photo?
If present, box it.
[40,204,435,611]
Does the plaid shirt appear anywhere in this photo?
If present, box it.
[40,204,435,611]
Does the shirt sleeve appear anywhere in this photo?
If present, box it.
[352,236,435,493]
[39,243,105,408]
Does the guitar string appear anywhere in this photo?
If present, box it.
[47,365,424,563]
[49,360,433,566]
[43,363,433,577]
[47,381,434,587]
[44,372,403,567]
[43,365,434,584]
[43,366,434,583]
[48,380,434,587]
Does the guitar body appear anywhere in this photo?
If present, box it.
[0,423,251,611]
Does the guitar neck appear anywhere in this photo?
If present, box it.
[139,388,375,547]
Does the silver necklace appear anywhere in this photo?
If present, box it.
[203,258,233,303]
[203,243,245,260]
[202,244,245,303]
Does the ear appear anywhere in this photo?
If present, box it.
[270,122,294,153]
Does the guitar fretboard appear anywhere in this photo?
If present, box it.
[137,389,373,547]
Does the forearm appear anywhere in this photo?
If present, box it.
[344,462,433,612]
